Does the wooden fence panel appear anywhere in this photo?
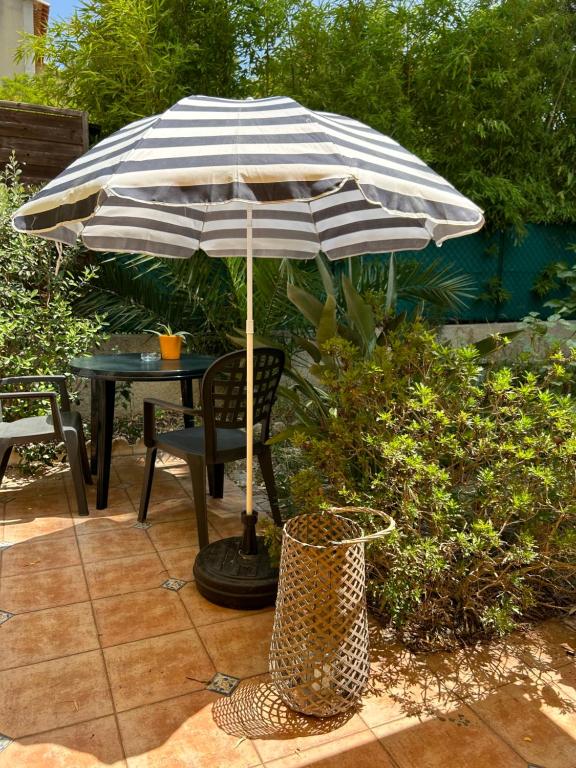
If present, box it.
[0,100,89,185]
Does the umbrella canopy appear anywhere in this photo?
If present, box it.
[13,95,483,258]
[12,94,484,524]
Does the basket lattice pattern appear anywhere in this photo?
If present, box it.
[269,513,370,717]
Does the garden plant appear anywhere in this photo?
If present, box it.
[0,158,104,465]
[267,282,576,649]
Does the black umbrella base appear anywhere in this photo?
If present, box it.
[193,524,279,610]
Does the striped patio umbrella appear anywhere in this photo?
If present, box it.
[12,94,484,529]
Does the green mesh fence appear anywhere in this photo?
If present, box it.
[367,224,576,323]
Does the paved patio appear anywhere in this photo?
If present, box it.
[0,455,575,768]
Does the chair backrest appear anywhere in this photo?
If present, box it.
[201,348,285,460]
[0,376,70,410]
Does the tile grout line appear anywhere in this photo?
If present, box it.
[462,696,538,764]
[252,719,397,768]
[142,489,222,682]
[442,677,538,765]
[72,484,130,767]
[364,725,405,768]
[5,686,236,747]
[0,713,126,749]
[140,476,276,678]
[0,620,217,674]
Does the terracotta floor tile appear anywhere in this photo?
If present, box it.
[2,473,66,492]
[111,456,145,483]
[147,519,202,550]
[3,490,70,517]
[206,490,246,518]
[103,628,215,711]
[0,650,114,738]
[74,509,137,536]
[93,587,192,647]
[4,458,574,768]
[534,661,576,703]
[175,478,194,496]
[158,546,199,581]
[213,676,367,763]
[84,552,168,599]
[424,638,530,704]
[180,582,265,627]
[1,513,76,543]
[118,689,261,768]
[373,704,526,768]
[470,678,576,768]
[207,513,244,538]
[0,715,126,767]
[196,611,274,679]
[78,528,155,563]
[80,484,133,510]
[263,729,394,768]
[142,497,196,523]
[510,618,576,672]
[0,602,98,670]
[0,565,89,613]
[206,482,245,511]
[125,478,188,507]
[359,641,458,727]
[1,536,80,576]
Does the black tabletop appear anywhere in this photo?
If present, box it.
[70,353,216,381]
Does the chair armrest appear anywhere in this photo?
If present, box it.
[0,375,70,410]
[142,398,202,448]
[0,390,65,439]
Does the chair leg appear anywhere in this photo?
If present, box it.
[138,447,157,522]
[64,431,89,517]
[78,424,93,485]
[257,447,282,525]
[211,463,225,499]
[207,464,225,497]
[188,456,209,549]
[207,464,214,497]
[0,442,12,486]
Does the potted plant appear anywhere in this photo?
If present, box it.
[144,323,190,360]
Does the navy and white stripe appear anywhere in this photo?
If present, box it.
[13,95,484,260]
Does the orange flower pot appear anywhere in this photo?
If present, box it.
[159,335,182,360]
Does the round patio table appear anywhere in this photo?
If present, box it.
[70,353,216,509]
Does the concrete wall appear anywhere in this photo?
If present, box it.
[439,320,576,360]
[0,0,35,78]
[74,321,576,420]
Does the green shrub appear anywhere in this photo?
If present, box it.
[0,157,105,464]
[287,321,576,649]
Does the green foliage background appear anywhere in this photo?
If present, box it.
[3,0,574,229]
[0,158,104,414]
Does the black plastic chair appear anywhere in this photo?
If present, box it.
[138,348,285,548]
[0,375,92,516]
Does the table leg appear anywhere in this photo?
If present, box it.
[180,378,194,428]
[96,379,115,510]
[90,379,99,475]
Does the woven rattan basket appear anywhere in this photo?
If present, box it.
[269,508,394,717]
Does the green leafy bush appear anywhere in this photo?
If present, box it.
[0,157,105,461]
[287,321,576,649]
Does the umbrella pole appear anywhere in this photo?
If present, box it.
[246,206,254,515]
[240,207,258,555]
[194,205,276,607]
